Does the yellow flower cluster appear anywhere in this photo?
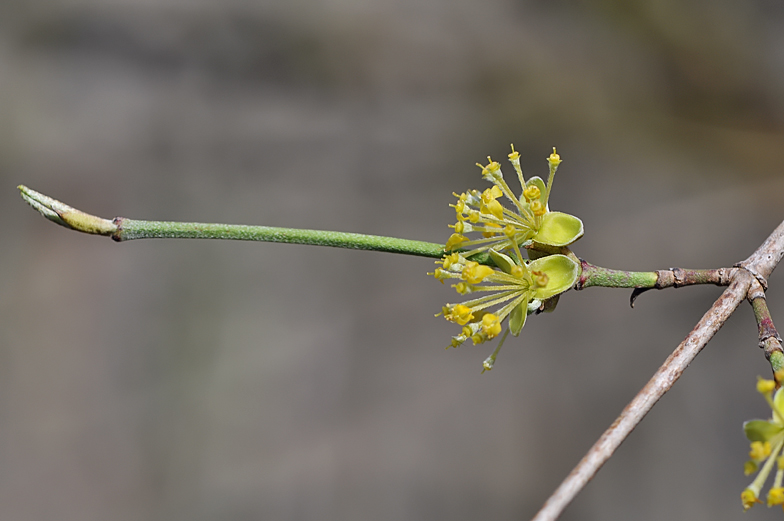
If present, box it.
[444,146,582,259]
[435,252,546,349]
[432,147,582,371]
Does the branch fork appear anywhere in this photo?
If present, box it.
[532,219,784,521]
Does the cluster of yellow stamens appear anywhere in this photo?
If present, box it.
[432,147,582,371]
[432,251,551,370]
[445,146,558,259]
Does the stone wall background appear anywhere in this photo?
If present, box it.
[3,1,784,520]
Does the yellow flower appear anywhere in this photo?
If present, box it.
[433,146,584,371]
[446,146,583,261]
[431,249,578,370]
[750,441,772,461]
[768,486,784,507]
[742,488,762,511]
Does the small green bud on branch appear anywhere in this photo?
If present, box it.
[19,185,117,236]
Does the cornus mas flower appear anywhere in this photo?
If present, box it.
[433,147,581,371]
[741,378,784,511]
[444,146,583,257]
[432,249,578,372]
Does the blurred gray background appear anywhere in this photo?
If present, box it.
[2,1,784,520]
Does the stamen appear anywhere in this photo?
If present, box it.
[481,327,510,373]
[508,144,526,190]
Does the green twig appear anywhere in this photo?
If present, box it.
[16,185,746,297]
[576,261,658,290]
[113,218,445,257]
[19,185,446,259]
[577,261,737,307]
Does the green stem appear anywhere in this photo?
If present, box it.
[115,218,445,258]
[14,185,741,297]
[577,261,658,289]
[18,185,447,259]
[577,261,738,309]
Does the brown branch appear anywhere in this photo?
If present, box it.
[747,284,784,381]
[629,266,736,307]
[532,218,784,521]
